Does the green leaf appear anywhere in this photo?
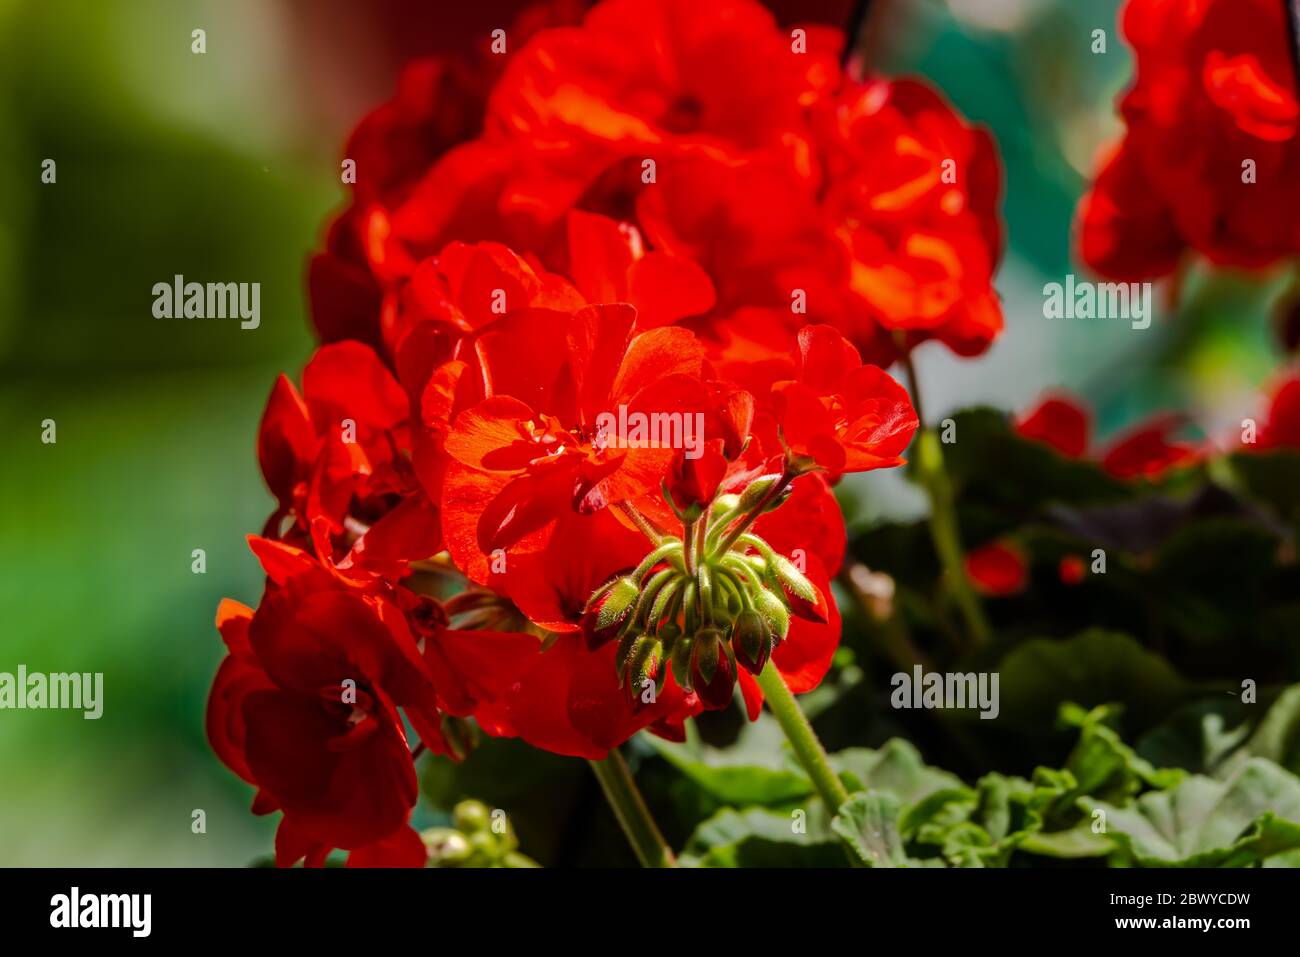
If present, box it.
[1229,449,1300,515]
[1151,517,1281,644]
[994,630,1194,732]
[1241,685,1300,775]
[1057,704,1183,808]
[831,739,970,807]
[832,792,931,867]
[644,713,814,806]
[680,806,845,867]
[1018,825,1114,859]
[1084,758,1300,866]
[1136,697,1255,776]
[1139,685,1300,781]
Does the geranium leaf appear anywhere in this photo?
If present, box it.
[680,806,844,867]
[1083,758,1300,866]
[832,792,923,867]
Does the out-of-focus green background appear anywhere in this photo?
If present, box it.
[0,0,1283,864]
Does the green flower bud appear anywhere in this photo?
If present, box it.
[615,627,642,681]
[671,632,694,689]
[624,634,665,702]
[770,554,818,604]
[736,474,782,512]
[453,799,492,834]
[648,574,684,629]
[422,828,470,866]
[730,608,772,674]
[467,830,497,863]
[753,587,791,642]
[690,626,736,709]
[690,626,724,684]
[584,576,641,649]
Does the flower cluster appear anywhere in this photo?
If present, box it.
[1077,0,1300,278]
[208,0,1002,865]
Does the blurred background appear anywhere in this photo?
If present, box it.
[0,0,1285,864]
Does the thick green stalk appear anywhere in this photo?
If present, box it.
[589,749,676,868]
[913,429,992,646]
[755,661,849,811]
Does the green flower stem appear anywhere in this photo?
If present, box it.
[618,502,666,544]
[899,352,992,648]
[714,468,795,556]
[589,748,677,868]
[755,660,849,812]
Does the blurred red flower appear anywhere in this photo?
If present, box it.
[964,541,1027,597]
[1015,392,1201,481]
[1077,0,1300,279]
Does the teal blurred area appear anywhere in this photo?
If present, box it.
[0,0,1286,864]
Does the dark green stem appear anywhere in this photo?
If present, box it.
[589,748,676,868]
[899,352,992,648]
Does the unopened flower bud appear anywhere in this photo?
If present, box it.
[770,554,826,622]
[671,632,694,688]
[714,493,741,513]
[730,608,771,674]
[582,576,640,649]
[422,827,470,867]
[623,634,665,703]
[615,628,641,681]
[753,587,791,641]
[453,799,491,834]
[737,474,782,512]
[784,584,830,623]
[656,620,682,644]
[690,626,735,709]
[665,443,728,521]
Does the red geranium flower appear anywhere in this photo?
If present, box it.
[772,324,918,473]
[1014,393,1090,459]
[484,0,827,225]
[208,544,436,859]
[257,341,440,580]
[965,541,1027,597]
[439,301,709,586]
[1249,372,1300,450]
[208,539,544,864]
[1078,0,1300,278]
[812,77,1005,357]
[1099,415,1201,480]
[1014,392,1201,480]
